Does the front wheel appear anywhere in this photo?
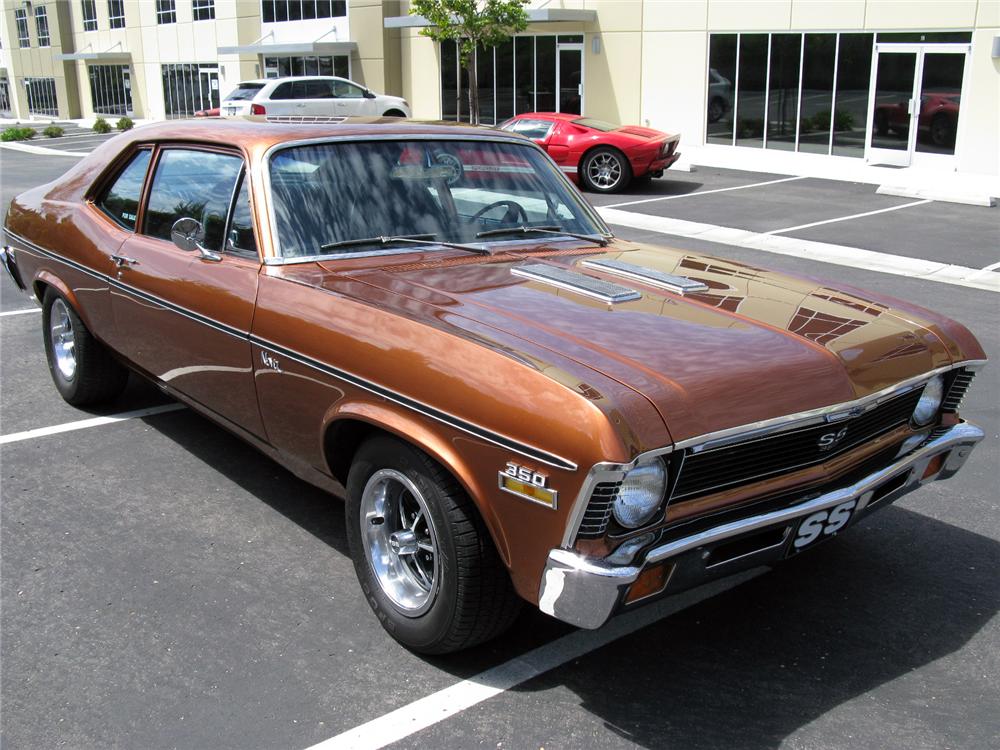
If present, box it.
[580,147,632,193]
[345,435,521,654]
[42,288,128,406]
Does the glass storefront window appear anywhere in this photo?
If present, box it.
[535,36,556,113]
[496,40,515,122]
[514,37,534,113]
[161,63,219,118]
[797,34,836,154]
[735,35,767,147]
[706,35,736,145]
[766,34,801,151]
[831,33,873,157]
[476,44,495,124]
[89,64,133,116]
[263,55,348,79]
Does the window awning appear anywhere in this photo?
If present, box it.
[384,8,596,28]
[56,51,132,62]
[217,41,358,56]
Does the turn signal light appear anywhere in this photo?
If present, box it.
[251,104,266,115]
[624,562,672,604]
[498,473,558,509]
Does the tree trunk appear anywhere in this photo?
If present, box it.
[467,49,479,125]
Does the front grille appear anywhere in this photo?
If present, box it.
[671,387,923,501]
[942,368,976,412]
[577,481,620,538]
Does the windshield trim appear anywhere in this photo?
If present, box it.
[260,133,613,263]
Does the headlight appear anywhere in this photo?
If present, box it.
[612,459,667,529]
[911,375,944,426]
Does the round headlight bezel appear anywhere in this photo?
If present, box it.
[612,458,668,530]
[911,374,945,427]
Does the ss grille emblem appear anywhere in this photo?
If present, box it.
[817,426,848,451]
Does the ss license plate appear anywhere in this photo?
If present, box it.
[789,499,858,554]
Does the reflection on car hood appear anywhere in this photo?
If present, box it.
[331,243,968,442]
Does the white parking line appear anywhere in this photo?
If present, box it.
[765,199,932,235]
[597,208,1000,293]
[0,404,186,445]
[981,260,1000,272]
[0,308,41,317]
[305,572,757,750]
[603,176,807,209]
[0,142,89,157]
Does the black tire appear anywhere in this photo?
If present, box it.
[930,113,953,147]
[41,287,127,406]
[382,109,407,118]
[580,146,632,194]
[707,96,726,123]
[345,435,521,654]
[874,110,890,137]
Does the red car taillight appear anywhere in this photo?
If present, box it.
[251,104,266,115]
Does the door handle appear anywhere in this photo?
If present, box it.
[111,254,139,268]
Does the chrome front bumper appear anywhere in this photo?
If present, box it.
[539,421,984,629]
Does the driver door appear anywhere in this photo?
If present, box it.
[110,146,265,438]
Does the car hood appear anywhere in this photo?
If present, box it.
[330,243,970,443]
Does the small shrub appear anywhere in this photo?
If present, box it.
[92,117,112,134]
[43,125,65,138]
[1,126,36,142]
[116,116,134,131]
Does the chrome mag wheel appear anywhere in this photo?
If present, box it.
[587,152,624,190]
[49,297,77,380]
[360,468,441,616]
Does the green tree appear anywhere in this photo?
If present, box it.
[411,0,529,124]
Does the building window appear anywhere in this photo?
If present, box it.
[161,63,219,118]
[706,32,874,157]
[89,65,133,116]
[0,80,13,116]
[82,0,98,31]
[34,6,51,47]
[263,55,349,79]
[441,35,581,126]
[24,77,59,117]
[156,0,177,24]
[193,0,215,21]
[15,9,30,48]
[261,1,347,23]
[108,0,125,28]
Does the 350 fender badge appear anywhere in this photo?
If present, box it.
[498,462,558,509]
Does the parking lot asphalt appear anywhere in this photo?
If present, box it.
[2,146,998,750]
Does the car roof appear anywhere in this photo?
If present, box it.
[104,118,526,158]
[238,76,353,86]
[513,112,579,121]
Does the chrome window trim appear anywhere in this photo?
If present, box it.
[561,360,986,547]
[260,131,612,262]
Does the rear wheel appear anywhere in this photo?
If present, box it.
[580,147,632,193]
[345,435,521,654]
[42,288,127,406]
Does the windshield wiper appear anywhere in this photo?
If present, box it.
[320,234,490,255]
[475,225,610,247]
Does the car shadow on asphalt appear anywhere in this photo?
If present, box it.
[586,178,704,206]
[507,506,1000,748]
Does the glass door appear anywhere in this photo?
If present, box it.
[867,50,917,166]
[866,45,968,167]
[556,41,583,114]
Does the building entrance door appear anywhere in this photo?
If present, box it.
[556,42,583,114]
[866,44,968,168]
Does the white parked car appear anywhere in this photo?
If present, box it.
[221,76,411,120]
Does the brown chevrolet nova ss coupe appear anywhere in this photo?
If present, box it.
[2,120,986,654]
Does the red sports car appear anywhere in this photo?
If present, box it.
[498,112,680,193]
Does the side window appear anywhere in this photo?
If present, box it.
[98,149,152,230]
[271,81,295,100]
[332,80,364,99]
[225,173,258,257]
[510,119,554,140]
[304,80,333,99]
[143,149,243,251]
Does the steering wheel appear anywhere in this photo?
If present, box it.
[468,199,528,226]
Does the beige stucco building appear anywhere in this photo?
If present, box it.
[1,1,998,182]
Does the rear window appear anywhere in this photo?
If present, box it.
[225,83,265,101]
[97,149,152,230]
[572,118,620,132]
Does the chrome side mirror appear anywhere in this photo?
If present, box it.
[170,217,220,261]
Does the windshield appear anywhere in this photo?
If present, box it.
[268,139,606,258]
[225,83,265,101]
